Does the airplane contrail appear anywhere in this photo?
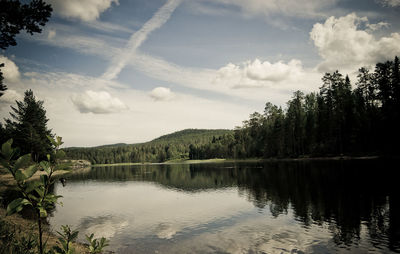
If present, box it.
[101,0,182,80]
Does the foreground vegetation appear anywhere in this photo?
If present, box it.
[0,137,109,253]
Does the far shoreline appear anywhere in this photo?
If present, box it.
[91,155,385,167]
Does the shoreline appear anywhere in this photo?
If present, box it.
[91,155,383,167]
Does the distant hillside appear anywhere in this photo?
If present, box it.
[151,129,231,144]
[63,129,232,164]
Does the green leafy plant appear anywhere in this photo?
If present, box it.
[52,225,78,254]
[86,233,109,254]
[1,136,110,253]
[0,136,64,254]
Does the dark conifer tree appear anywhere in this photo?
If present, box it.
[4,89,53,161]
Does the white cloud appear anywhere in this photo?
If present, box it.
[101,0,182,80]
[71,90,128,114]
[0,55,21,83]
[198,0,337,19]
[0,70,253,147]
[246,59,303,81]
[367,22,389,31]
[215,59,304,88]
[47,0,119,21]
[0,89,23,105]
[21,21,320,104]
[377,0,400,7]
[149,87,175,101]
[85,20,134,34]
[310,13,400,72]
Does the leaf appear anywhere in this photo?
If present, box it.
[100,237,109,248]
[15,169,26,182]
[85,233,94,243]
[34,186,45,197]
[14,153,31,170]
[57,136,64,146]
[25,180,43,193]
[48,135,58,147]
[6,198,31,216]
[44,194,62,204]
[71,230,79,241]
[15,164,39,181]
[40,161,51,174]
[23,164,39,178]
[1,139,14,160]
[28,194,40,202]
[38,207,47,217]
[40,174,49,186]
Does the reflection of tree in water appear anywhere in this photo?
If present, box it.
[65,160,400,251]
[234,159,399,251]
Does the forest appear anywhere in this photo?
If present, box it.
[190,56,400,159]
[63,129,231,164]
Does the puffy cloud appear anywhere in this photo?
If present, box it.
[215,59,304,88]
[246,59,303,81]
[0,89,23,105]
[46,0,119,21]
[377,0,400,7]
[71,90,128,114]
[0,55,21,83]
[310,13,400,72]
[149,87,174,101]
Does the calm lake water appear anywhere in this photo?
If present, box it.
[49,160,400,253]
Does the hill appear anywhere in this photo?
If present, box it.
[151,129,230,144]
[63,129,232,164]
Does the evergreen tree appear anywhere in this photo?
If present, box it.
[4,89,53,161]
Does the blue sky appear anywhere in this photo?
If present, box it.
[1,0,400,147]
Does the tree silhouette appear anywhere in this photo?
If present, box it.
[4,89,53,161]
[0,0,52,97]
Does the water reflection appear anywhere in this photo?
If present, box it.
[50,160,400,253]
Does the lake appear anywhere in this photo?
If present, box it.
[49,159,400,253]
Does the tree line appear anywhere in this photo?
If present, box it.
[63,129,231,164]
[190,56,400,159]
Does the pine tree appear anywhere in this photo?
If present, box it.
[4,89,53,161]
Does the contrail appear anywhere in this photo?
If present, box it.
[101,0,182,80]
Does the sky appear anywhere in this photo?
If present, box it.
[1,0,400,147]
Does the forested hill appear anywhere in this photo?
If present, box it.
[152,129,230,143]
[63,129,232,164]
